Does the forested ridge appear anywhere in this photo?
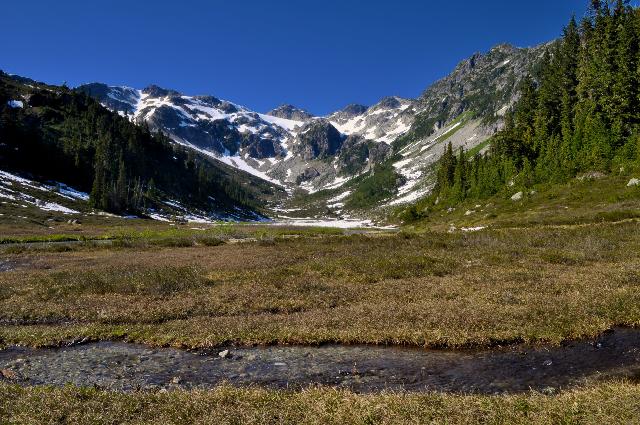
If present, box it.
[0,73,270,216]
[428,0,640,209]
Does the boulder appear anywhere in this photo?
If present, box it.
[511,191,523,201]
[627,178,639,187]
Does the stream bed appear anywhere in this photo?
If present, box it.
[1,328,639,394]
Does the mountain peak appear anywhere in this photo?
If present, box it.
[142,85,181,98]
[490,43,517,53]
[338,104,368,117]
[267,104,314,121]
[374,96,409,110]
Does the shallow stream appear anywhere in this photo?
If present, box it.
[1,328,638,394]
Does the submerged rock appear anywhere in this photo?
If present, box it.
[0,369,17,380]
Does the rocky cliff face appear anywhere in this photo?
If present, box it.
[292,120,344,160]
[336,135,391,175]
[400,44,551,144]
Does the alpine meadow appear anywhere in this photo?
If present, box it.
[1,1,640,424]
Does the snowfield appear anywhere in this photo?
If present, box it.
[270,217,395,229]
[7,100,24,108]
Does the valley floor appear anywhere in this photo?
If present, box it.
[1,184,640,423]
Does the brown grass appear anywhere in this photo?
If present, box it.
[1,221,639,348]
[1,382,640,424]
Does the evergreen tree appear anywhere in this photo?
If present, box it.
[430,1,640,208]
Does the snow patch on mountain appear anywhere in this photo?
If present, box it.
[0,170,82,214]
[217,155,283,186]
[7,100,24,108]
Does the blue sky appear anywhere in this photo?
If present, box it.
[4,0,592,115]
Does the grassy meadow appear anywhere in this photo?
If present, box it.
[1,177,640,423]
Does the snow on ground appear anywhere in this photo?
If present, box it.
[34,200,79,214]
[389,154,428,205]
[148,213,171,222]
[461,226,487,232]
[157,198,268,224]
[328,100,413,144]
[0,186,17,200]
[7,100,24,108]
[158,133,285,187]
[0,170,49,192]
[387,117,486,207]
[388,188,431,206]
[182,214,215,224]
[149,206,219,224]
[327,190,352,203]
[54,183,90,201]
[318,175,357,192]
[272,206,303,213]
[329,117,366,135]
[163,200,184,210]
[0,170,84,214]
[376,121,411,143]
[271,217,393,229]
[217,155,283,185]
[259,114,305,132]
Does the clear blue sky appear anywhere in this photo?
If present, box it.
[4,0,594,115]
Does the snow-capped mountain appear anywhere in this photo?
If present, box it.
[328,96,415,144]
[79,82,403,191]
[79,42,550,213]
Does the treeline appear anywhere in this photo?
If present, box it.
[0,74,261,215]
[432,0,640,206]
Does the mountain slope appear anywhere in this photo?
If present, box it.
[291,43,552,216]
[402,3,640,227]
[0,72,278,221]
[76,42,550,221]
